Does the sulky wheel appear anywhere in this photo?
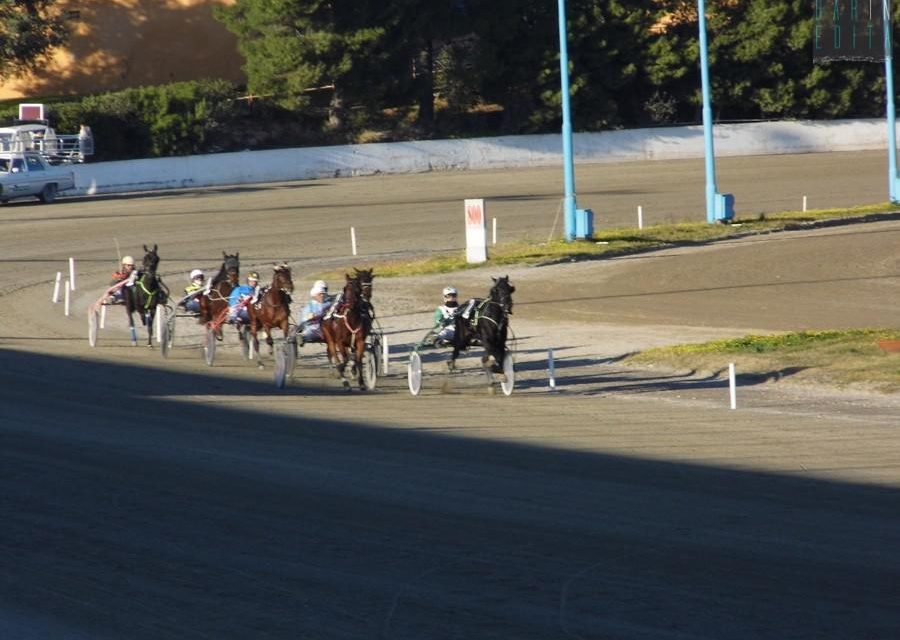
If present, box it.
[407,351,423,396]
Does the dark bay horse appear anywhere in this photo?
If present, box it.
[451,275,515,373]
[246,263,294,362]
[321,274,370,389]
[198,251,239,338]
[353,267,375,311]
[124,244,169,347]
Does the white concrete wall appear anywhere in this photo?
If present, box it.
[69,118,891,196]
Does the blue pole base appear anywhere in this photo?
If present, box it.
[575,208,594,239]
[713,193,735,222]
[890,176,900,204]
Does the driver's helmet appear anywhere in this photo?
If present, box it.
[189,268,204,281]
[310,280,328,296]
[247,271,260,284]
[442,286,458,298]
[121,255,135,267]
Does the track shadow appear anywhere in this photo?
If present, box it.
[0,347,898,640]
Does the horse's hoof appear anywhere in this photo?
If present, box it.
[342,380,351,390]
[257,363,265,370]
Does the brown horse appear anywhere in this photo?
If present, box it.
[246,263,294,362]
[321,274,369,390]
[198,251,240,339]
[353,267,375,308]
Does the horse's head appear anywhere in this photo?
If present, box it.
[353,267,374,302]
[343,273,362,307]
[490,275,515,315]
[141,244,159,275]
[272,263,294,294]
[222,251,240,285]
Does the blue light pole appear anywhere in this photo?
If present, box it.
[697,0,733,222]
[557,0,577,241]
[883,0,900,202]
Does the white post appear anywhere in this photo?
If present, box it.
[637,205,643,229]
[729,362,737,410]
[68,257,76,291]
[52,271,61,303]
[492,217,497,245]
[100,304,107,329]
[350,227,357,256]
[381,335,389,375]
[464,199,488,264]
[548,348,556,389]
[802,195,808,212]
[64,280,70,316]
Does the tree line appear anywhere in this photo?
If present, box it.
[1,0,896,158]
[212,0,896,133]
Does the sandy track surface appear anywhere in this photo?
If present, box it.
[1,153,898,638]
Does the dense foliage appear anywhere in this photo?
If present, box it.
[0,0,68,80]
[4,0,900,159]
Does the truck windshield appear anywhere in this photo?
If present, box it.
[0,159,8,172]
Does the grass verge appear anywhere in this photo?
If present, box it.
[624,329,900,394]
[323,203,899,279]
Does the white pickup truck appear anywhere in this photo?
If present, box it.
[0,151,75,204]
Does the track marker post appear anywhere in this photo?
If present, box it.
[64,280,70,316]
[381,335,389,375]
[492,217,497,245]
[69,258,76,291]
[52,272,61,303]
[802,195,808,212]
[350,227,358,256]
[637,206,643,229]
[729,363,737,410]
[548,348,557,390]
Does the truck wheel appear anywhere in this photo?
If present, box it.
[39,183,58,204]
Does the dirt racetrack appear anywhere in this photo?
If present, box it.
[0,150,898,639]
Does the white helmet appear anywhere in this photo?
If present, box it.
[121,255,135,266]
[190,269,204,280]
[443,286,458,297]
[310,280,328,296]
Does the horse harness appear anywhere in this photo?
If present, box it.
[461,298,508,331]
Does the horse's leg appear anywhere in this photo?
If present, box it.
[126,311,138,346]
[322,327,341,378]
[355,336,366,389]
[123,295,139,346]
[145,308,154,347]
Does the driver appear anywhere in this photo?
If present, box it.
[181,269,206,313]
[107,255,137,303]
[298,280,332,345]
[421,286,460,347]
[228,272,259,323]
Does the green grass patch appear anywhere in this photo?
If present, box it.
[626,329,900,393]
[323,204,898,279]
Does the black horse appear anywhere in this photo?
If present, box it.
[450,276,515,373]
[123,244,168,347]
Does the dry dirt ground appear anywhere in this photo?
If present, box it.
[0,151,898,639]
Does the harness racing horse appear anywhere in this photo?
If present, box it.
[450,275,515,374]
[198,251,240,339]
[246,263,294,363]
[353,267,375,312]
[123,244,169,347]
[321,274,370,390]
